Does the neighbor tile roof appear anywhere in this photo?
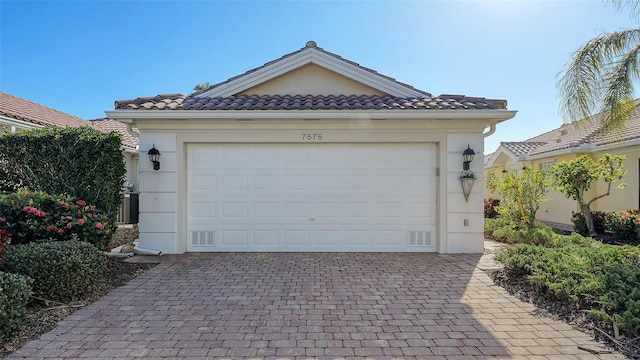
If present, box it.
[501,142,547,156]
[0,91,139,150]
[501,104,640,157]
[0,91,87,128]
[88,118,139,150]
[115,94,507,111]
[191,41,432,97]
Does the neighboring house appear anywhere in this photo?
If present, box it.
[0,91,140,221]
[485,106,640,227]
[107,41,516,254]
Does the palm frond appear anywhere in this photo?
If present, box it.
[557,28,640,133]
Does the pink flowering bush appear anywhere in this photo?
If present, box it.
[0,189,112,250]
[604,209,640,242]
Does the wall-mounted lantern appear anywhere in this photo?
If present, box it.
[460,145,476,202]
[147,145,161,171]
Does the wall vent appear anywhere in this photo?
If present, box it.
[407,231,431,247]
[191,231,215,246]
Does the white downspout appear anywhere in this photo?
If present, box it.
[483,124,496,138]
[126,123,139,140]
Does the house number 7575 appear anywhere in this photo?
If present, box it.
[301,133,323,141]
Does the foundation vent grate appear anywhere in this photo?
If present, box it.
[407,231,431,247]
[191,231,215,246]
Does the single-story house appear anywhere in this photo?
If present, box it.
[484,105,640,227]
[0,91,141,221]
[107,41,516,254]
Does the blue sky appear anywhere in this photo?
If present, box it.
[0,0,636,152]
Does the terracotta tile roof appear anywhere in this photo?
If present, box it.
[191,41,432,97]
[501,103,640,157]
[88,118,139,150]
[0,91,139,150]
[0,91,87,128]
[115,94,507,111]
[501,141,546,156]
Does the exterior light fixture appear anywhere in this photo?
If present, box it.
[460,145,476,202]
[462,145,475,170]
[147,145,161,171]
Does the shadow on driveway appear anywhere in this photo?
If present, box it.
[7,252,625,359]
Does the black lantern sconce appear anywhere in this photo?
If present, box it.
[147,145,161,171]
[460,145,476,202]
[462,145,475,171]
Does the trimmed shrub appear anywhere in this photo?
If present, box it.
[0,272,32,340]
[0,126,126,222]
[571,211,606,236]
[0,189,112,250]
[3,241,107,303]
[605,209,640,242]
[496,244,640,337]
[484,198,500,219]
[484,218,592,247]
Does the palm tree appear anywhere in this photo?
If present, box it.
[193,81,212,92]
[557,0,640,132]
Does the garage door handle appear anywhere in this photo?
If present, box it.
[310,217,316,221]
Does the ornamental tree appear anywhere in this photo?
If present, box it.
[486,167,552,230]
[549,154,627,236]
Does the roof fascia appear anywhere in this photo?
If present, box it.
[198,48,427,98]
[485,145,519,168]
[106,109,517,122]
[0,115,44,129]
[526,137,640,160]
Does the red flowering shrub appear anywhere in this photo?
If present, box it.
[0,189,112,250]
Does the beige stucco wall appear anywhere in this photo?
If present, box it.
[484,148,639,227]
[240,64,387,96]
[590,148,639,213]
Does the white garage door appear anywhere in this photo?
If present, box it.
[187,143,437,252]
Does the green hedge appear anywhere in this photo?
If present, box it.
[3,241,107,303]
[0,272,32,340]
[0,126,126,222]
[0,189,112,250]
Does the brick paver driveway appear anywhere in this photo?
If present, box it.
[7,252,625,359]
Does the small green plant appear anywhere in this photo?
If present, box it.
[0,189,113,250]
[3,241,107,303]
[0,272,32,341]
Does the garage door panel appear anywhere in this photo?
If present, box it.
[221,230,248,246]
[187,143,436,252]
[254,230,279,246]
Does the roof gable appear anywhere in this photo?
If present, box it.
[196,41,431,98]
[238,63,387,97]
